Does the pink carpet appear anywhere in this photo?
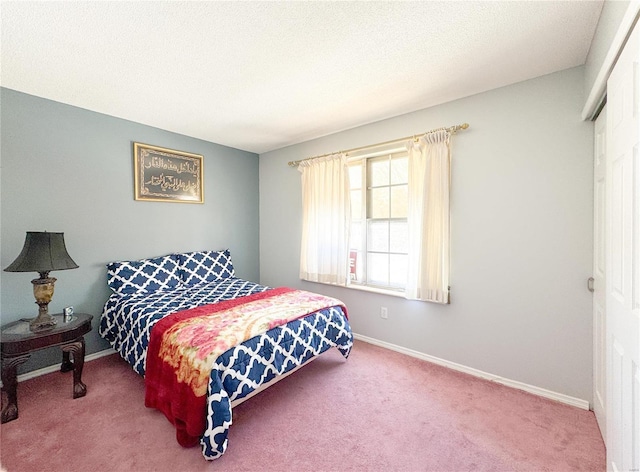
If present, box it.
[0,340,604,471]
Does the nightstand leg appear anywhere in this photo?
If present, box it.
[61,338,86,398]
[60,350,73,372]
[1,354,30,423]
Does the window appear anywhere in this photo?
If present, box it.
[298,129,452,303]
[348,151,409,292]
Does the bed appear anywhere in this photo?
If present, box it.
[99,249,353,460]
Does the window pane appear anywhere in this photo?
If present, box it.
[349,250,362,282]
[367,253,388,286]
[370,159,389,187]
[370,187,389,218]
[389,221,408,253]
[349,163,362,189]
[368,220,389,252]
[348,151,410,292]
[390,157,408,185]
[389,254,408,288]
[390,185,407,218]
[350,221,363,251]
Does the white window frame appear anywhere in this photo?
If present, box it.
[347,147,409,294]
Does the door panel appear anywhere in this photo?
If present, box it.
[606,19,640,472]
[593,107,606,437]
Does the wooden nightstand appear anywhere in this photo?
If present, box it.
[0,313,93,423]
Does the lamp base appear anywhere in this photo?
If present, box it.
[29,276,57,332]
[29,313,57,332]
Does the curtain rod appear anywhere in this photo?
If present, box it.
[287,122,469,167]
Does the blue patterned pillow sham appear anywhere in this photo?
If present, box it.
[107,254,182,295]
[178,249,235,286]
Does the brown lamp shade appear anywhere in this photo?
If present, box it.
[4,232,78,273]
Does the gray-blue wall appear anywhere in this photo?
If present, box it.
[0,88,260,372]
[259,66,594,403]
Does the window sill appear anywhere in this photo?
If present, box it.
[303,279,406,298]
[346,283,405,298]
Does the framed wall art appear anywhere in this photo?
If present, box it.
[133,142,204,203]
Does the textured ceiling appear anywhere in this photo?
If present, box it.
[1,1,603,154]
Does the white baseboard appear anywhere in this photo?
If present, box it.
[3,348,116,386]
[353,333,590,411]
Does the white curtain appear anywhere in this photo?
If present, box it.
[298,153,351,285]
[406,130,451,303]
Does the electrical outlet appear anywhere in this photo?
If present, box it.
[380,306,388,319]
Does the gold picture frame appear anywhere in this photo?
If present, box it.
[133,142,204,203]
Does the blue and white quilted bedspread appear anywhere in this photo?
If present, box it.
[99,277,353,460]
[100,277,270,376]
[201,305,353,460]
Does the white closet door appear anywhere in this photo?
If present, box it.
[605,18,639,472]
[593,106,607,440]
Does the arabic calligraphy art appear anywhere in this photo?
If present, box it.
[133,143,204,203]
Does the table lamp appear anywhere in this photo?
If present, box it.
[4,231,79,331]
